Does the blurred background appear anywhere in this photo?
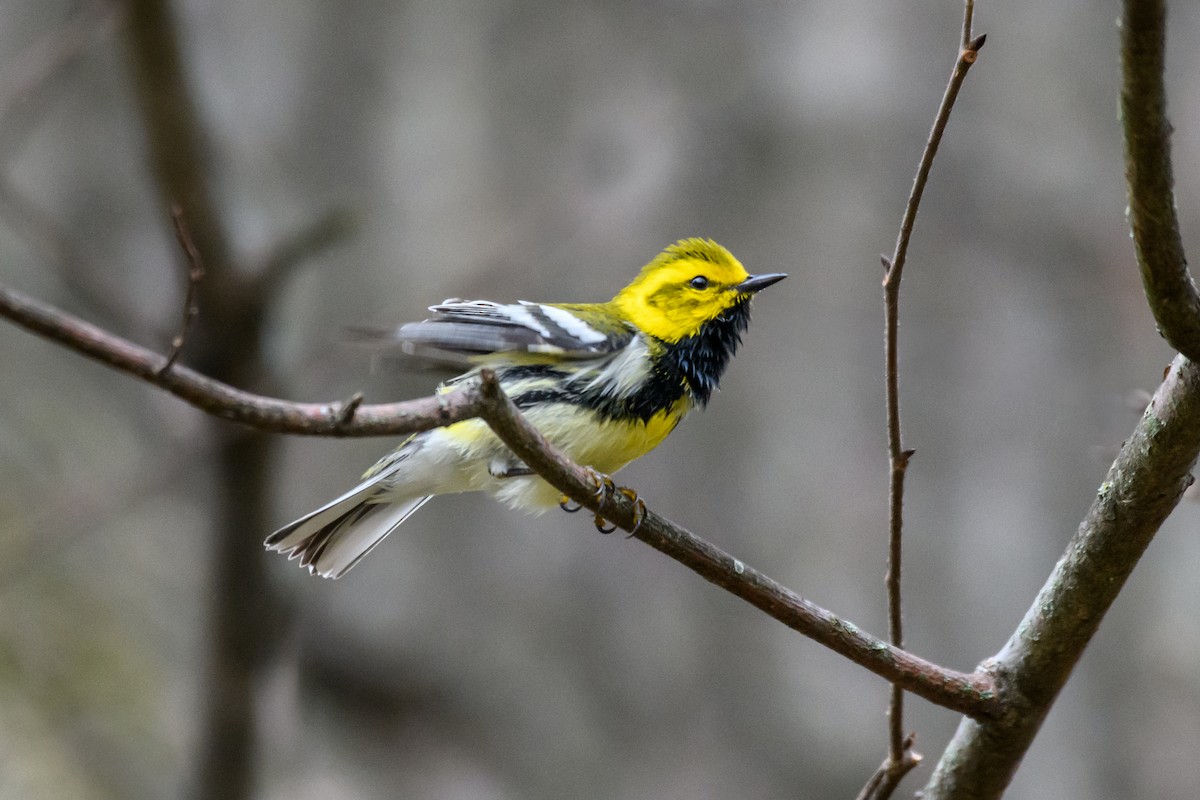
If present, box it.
[1,0,1199,798]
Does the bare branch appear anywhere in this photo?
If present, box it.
[474,371,1001,719]
[920,4,1199,795]
[0,280,485,436]
[1121,0,1199,359]
[878,0,985,779]
[159,205,206,374]
[0,279,1002,719]
[882,33,986,292]
[924,354,1200,798]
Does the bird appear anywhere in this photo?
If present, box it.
[266,238,786,578]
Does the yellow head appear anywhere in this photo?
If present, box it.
[613,239,785,343]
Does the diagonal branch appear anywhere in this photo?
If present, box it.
[0,281,483,436]
[923,354,1200,798]
[476,371,1000,717]
[922,4,1198,795]
[0,277,1002,720]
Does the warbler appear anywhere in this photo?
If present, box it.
[267,238,785,578]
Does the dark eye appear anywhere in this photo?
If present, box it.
[689,276,709,290]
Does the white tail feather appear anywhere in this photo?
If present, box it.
[312,496,432,578]
[266,474,432,578]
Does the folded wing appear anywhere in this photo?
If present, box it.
[389,300,634,364]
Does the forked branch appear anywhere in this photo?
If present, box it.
[0,276,1002,720]
[921,0,1200,796]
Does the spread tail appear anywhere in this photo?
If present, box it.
[266,477,432,578]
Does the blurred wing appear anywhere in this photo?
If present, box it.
[391,300,633,364]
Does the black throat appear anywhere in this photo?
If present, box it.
[503,298,753,423]
[659,297,752,407]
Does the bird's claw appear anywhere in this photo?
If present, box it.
[585,468,616,501]
[588,478,646,537]
[624,492,647,539]
[559,468,612,514]
[583,468,616,533]
[559,468,644,536]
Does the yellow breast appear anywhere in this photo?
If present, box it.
[434,397,689,466]
[431,395,692,510]
[520,395,691,474]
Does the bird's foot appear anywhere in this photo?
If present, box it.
[559,470,644,536]
[559,467,613,512]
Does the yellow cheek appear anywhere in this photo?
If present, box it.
[633,297,709,342]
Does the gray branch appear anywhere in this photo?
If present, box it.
[921,0,1198,794]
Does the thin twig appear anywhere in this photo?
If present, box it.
[877,0,985,785]
[0,278,1003,719]
[159,205,205,374]
[883,252,915,767]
